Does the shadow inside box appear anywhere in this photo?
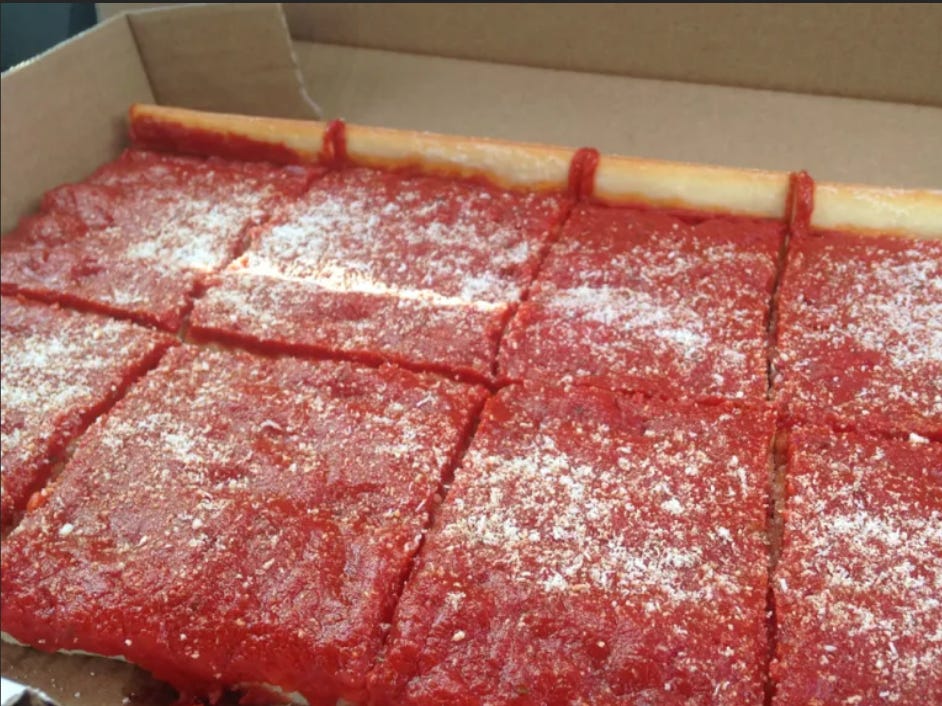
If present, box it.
[1,643,176,706]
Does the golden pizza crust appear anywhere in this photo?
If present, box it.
[593,154,789,218]
[129,104,942,237]
[813,182,942,239]
[343,123,574,192]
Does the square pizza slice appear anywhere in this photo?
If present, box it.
[1,149,322,331]
[499,204,784,402]
[371,382,774,705]
[0,346,486,705]
[773,427,942,703]
[190,167,571,381]
[1,296,175,528]
[774,230,942,439]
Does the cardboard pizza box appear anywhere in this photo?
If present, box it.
[1,3,939,704]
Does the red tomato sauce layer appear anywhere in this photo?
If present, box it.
[372,382,773,705]
[0,346,486,705]
[774,230,942,440]
[1,149,323,331]
[773,428,942,703]
[499,204,784,402]
[0,296,174,527]
[190,167,571,382]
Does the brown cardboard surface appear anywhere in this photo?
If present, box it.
[0,17,153,233]
[126,3,318,119]
[1,644,172,706]
[101,3,942,106]
[297,42,942,190]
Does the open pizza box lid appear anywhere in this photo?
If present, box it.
[1,3,940,704]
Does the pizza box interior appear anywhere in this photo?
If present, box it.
[1,3,940,704]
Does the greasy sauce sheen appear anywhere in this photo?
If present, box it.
[775,231,942,439]
[0,296,174,527]
[0,122,939,705]
[191,167,571,380]
[0,346,486,705]
[500,204,784,402]
[0,150,322,330]
[372,383,773,704]
[774,428,942,703]
[130,114,309,166]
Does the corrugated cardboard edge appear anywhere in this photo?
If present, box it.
[276,8,322,120]
[129,104,942,236]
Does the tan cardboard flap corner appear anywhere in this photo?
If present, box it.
[126,3,319,120]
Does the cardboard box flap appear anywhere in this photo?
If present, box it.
[294,42,942,190]
[0,17,153,233]
[279,4,942,107]
[99,4,942,106]
[126,3,319,120]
